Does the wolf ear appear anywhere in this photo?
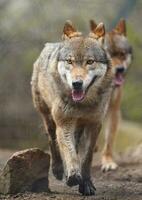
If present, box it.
[94,23,105,38]
[115,19,126,36]
[62,20,81,39]
[90,19,97,32]
[89,22,105,45]
[90,22,105,39]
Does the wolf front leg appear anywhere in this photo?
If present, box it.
[55,121,82,187]
[102,89,122,172]
[41,114,64,180]
[101,109,120,171]
[78,124,101,196]
[32,89,64,180]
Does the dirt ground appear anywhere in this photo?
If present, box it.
[0,149,142,200]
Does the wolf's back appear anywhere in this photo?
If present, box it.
[36,42,61,70]
[31,42,61,85]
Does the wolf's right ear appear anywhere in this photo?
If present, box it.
[62,20,81,39]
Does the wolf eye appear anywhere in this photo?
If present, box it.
[87,60,94,65]
[66,59,72,64]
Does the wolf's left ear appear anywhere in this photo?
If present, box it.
[115,19,126,36]
[62,20,81,39]
[89,22,105,45]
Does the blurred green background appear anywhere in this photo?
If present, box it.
[0,0,141,150]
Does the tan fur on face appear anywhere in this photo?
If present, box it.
[111,57,123,69]
[71,67,87,81]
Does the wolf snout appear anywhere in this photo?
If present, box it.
[71,80,85,102]
[72,80,83,90]
[116,66,125,74]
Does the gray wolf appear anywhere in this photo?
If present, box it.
[90,19,132,171]
[31,21,113,195]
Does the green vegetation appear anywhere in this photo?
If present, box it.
[122,24,142,122]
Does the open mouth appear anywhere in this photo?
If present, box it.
[71,75,98,102]
[71,90,85,102]
[114,73,124,86]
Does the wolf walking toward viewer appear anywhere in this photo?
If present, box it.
[31,21,113,196]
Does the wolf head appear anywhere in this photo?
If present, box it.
[105,19,133,86]
[57,21,110,102]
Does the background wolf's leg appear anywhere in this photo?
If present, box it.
[78,124,101,196]
[32,89,64,180]
[56,122,82,187]
[102,89,122,171]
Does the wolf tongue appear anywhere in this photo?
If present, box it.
[115,73,124,86]
[72,90,85,102]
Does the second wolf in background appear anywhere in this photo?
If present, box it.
[90,19,132,171]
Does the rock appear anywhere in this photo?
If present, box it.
[0,148,50,194]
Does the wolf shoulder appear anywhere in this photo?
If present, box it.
[33,42,62,71]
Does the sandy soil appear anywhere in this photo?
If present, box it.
[0,149,142,200]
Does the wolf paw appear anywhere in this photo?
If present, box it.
[79,179,96,196]
[66,170,82,187]
[101,157,118,172]
[52,161,64,180]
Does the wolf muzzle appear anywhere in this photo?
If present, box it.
[116,66,125,74]
[71,80,85,102]
[72,80,83,90]
[115,65,126,86]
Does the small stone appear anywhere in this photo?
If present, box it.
[0,148,50,194]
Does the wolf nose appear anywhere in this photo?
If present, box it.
[116,66,125,73]
[72,80,83,90]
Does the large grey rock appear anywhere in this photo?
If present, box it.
[0,148,50,194]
